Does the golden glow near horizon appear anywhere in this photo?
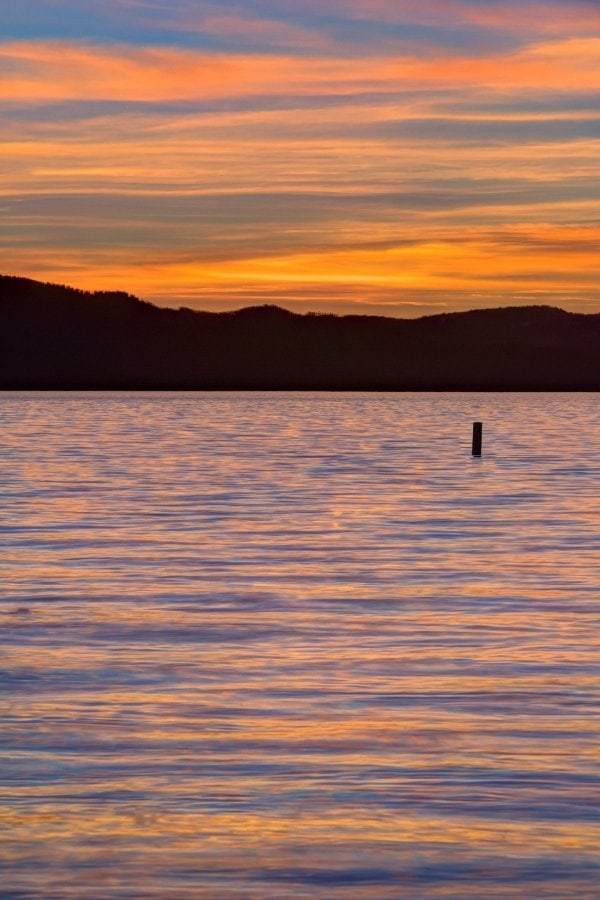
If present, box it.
[0,1,598,315]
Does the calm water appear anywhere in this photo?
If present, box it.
[1,392,599,898]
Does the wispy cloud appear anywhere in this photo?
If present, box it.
[2,37,599,105]
[0,1,599,315]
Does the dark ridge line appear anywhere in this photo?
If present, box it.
[0,272,594,323]
[1,274,599,390]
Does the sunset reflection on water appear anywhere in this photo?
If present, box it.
[1,392,599,897]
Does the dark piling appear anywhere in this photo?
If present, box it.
[472,421,483,456]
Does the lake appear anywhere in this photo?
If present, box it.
[1,392,599,898]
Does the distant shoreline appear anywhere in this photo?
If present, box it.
[2,275,599,391]
[2,384,599,394]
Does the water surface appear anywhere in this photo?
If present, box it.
[1,392,599,897]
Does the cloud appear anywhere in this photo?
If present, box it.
[1,37,599,105]
[74,0,600,43]
[1,2,598,315]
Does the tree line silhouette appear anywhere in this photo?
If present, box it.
[1,275,599,389]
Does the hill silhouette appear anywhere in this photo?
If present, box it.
[1,274,599,389]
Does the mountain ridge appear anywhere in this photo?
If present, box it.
[2,274,599,389]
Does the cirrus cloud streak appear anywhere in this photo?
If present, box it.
[0,0,599,315]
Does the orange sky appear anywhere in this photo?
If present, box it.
[1,0,598,315]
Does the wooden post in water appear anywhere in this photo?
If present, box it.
[472,421,483,456]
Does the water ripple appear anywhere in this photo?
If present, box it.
[1,391,599,897]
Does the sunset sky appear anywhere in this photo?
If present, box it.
[2,0,599,316]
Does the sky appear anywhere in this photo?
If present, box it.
[1,0,599,316]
